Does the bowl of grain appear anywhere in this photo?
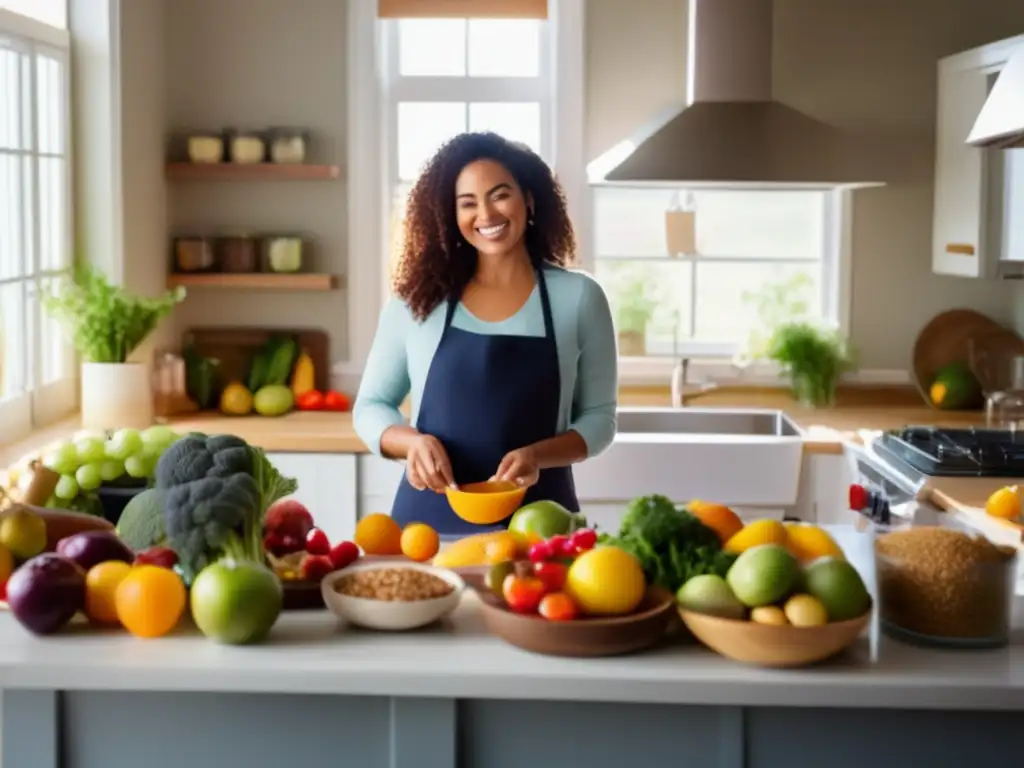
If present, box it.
[321,560,466,631]
[874,525,1017,648]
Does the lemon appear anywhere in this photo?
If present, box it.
[725,519,788,555]
[750,605,788,626]
[784,523,845,563]
[219,382,253,416]
[566,546,646,616]
[985,485,1021,521]
[783,594,828,627]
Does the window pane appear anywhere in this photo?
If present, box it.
[694,262,821,345]
[0,152,27,279]
[0,281,27,399]
[36,53,63,155]
[469,102,541,154]
[398,19,466,76]
[397,101,466,181]
[37,276,64,385]
[0,47,27,151]
[0,0,67,28]
[468,20,540,77]
[39,156,65,271]
[593,186,826,259]
[594,260,693,358]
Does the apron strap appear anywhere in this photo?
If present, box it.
[442,295,459,334]
[536,267,556,342]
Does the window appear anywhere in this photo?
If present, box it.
[0,6,75,444]
[382,15,553,280]
[591,184,842,368]
[0,0,66,29]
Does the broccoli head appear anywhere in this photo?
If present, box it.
[155,434,252,489]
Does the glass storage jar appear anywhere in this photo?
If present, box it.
[173,237,215,272]
[187,134,224,164]
[262,236,304,273]
[228,131,266,164]
[218,235,258,273]
[269,129,308,164]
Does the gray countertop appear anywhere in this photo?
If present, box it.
[2,527,1024,710]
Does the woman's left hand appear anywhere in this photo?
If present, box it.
[492,446,540,488]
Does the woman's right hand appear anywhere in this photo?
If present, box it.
[406,434,456,492]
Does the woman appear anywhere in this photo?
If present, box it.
[354,132,618,536]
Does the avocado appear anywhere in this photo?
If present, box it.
[929,362,982,410]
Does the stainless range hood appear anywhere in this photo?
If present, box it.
[967,45,1024,149]
[593,0,883,188]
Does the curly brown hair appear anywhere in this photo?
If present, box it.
[392,132,576,321]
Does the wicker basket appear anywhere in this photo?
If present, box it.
[911,309,1001,408]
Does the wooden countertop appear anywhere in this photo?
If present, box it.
[0,385,1006,513]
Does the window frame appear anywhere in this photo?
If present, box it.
[583,184,854,385]
[341,0,586,388]
[0,7,77,446]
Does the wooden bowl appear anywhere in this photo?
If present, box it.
[477,586,676,657]
[679,608,871,668]
[445,480,526,525]
[281,580,326,611]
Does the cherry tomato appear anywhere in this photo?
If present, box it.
[502,573,546,614]
[324,390,351,412]
[134,546,180,569]
[300,555,334,583]
[296,390,325,411]
[533,561,568,592]
[547,535,570,556]
[538,592,578,621]
[328,540,360,570]
[569,528,598,552]
[528,541,554,563]
[305,528,331,556]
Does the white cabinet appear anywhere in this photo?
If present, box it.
[933,35,1024,277]
[265,453,358,544]
[357,453,404,520]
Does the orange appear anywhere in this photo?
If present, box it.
[115,564,187,638]
[85,560,132,625]
[565,546,645,616]
[688,501,743,545]
[355,513,403,555]
[986,485,1021,522]
[401,523,440,562]
[784,523,845,563]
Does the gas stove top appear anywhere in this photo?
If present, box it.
[880,426,1024,478]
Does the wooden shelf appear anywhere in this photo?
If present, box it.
[167,273,341,292]
[165,163,342,181]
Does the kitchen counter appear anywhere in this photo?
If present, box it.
[2,528,1024,768]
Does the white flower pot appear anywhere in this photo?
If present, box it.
[80,362,153,431]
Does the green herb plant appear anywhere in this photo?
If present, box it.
[740,273,813,361]
[41,264,186,363]
[767,322,856,409]
[610,263,658,336]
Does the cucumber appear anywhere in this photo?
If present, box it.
[247,354,269,393]
[265,337,298,386]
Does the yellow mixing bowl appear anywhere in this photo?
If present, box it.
[446,480,526,525]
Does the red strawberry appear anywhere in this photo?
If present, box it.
[328,541,360,571]
[305,528,330,556]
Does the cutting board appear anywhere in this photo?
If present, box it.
[183,327,331,392]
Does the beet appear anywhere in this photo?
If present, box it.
[7,554,86,635]
[56,530,134,571]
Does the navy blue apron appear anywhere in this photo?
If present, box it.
[390,267,579,537]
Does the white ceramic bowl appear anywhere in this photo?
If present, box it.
[321,560,466,631]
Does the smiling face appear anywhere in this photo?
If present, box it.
[454,159,532,257]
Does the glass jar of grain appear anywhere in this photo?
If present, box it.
[873,525,1017,648]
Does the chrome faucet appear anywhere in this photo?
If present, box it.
[670,357,718,407]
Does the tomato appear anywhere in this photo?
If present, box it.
[305,528,331,556]
[324,390,351,412]
[300,555,334,583]
[538,592,578,621]
[533,561,568,592]
[547,535,570,556]
[134,546,179,569]
[328,541,360,570]
[569,529,598,553]
[502,573,546,614]
[528,541,553,563]
[296,390,325,411]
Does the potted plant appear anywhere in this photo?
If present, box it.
[42,265,186,430]
[766,321,855,409]
[612,265,657,357]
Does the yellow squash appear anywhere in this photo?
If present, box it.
[431,531,527,569]
[291,350,316,398]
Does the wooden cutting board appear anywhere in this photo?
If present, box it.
[183,327,331,392]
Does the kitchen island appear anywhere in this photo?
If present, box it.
[3,530,1024,768]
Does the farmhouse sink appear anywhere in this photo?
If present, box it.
[571,407,806,511]
[615,407,800,437]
